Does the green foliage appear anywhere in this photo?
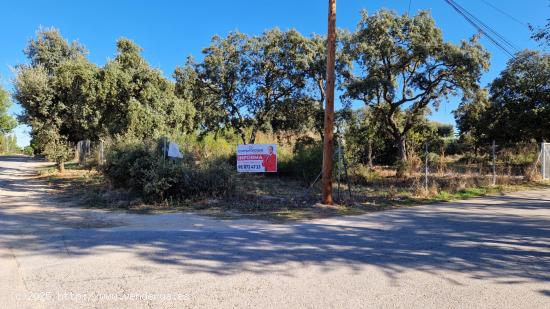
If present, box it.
[177,29,324,144]
[344,106,389,166]
[54,57,102,141]
[0,87,17,135]
[24,27,86,74]
[7,13,545,208]
[15,28,94,143]
[431,122,454,138]
[348,164,380,185]
[456,51,550,147]
[454,88,491,151]
[14,29,195,172]
[498,143,539,166]
[100,39,195,139]
[22,146,35,156]
[488,50,550,144]
[32,128,73,172]
[103,139,235,202]
[180,132,236,160]
[530,12,549,47]
[278,137,323,184]
[0,135,19,154]
[14,28,90,171]
[344,10,490,162]
[343,106,456,167]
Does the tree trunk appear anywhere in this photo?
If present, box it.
[57,161,65,174]
[237,129,247,145]
[397,136,407,162]
[317,127,324,142]
[248,128,258,145]
[396,136,408,178]
[367,139,373,169]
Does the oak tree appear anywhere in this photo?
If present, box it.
[344,10,489,175]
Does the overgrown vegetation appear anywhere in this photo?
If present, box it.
[0,86,18,154]
[102,139,235,202]
[7,9,550,217]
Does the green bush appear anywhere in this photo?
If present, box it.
[22,146,35,156]
[170,162,235,199]
[278,137,323,185]
[426,152,441,168]
[349,164,380,185]
[102,139,235,202]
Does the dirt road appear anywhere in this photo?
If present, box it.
[1,156,549,308]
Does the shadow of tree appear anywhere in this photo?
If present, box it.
[1,155,549,290]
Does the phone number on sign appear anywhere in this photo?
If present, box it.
[237,164,262,170]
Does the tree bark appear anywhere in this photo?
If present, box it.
[367,139,373,168]
[57,161,65,173]
[396,136,408,178]
[248,127,258,145]
[322,0,337,205]
[397,135,407,162]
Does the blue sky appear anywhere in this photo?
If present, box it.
[1,0,547,147]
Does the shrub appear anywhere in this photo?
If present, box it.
[278,137,323,185]
[349,164,380,185]
[171,162,235,199]
[102,139,235,202]
[22,146,35,156]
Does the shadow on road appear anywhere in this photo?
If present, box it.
[0,155,50,196]
[1,155,549,290]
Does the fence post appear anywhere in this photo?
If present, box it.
[535,142,546,180]
[492,140,497,186]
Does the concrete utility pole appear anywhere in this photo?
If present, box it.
[322,0,336,205]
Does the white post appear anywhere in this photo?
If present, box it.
[543,143,547,180]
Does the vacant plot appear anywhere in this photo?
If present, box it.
[38,158,549,221]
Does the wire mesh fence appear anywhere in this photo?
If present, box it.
[416,141,542,190]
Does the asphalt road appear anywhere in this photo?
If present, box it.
[0,156,549,308]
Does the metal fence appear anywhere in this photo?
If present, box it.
[418,141,542,189]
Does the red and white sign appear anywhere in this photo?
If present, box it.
[237,144,277,173]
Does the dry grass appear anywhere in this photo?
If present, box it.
[39,161,550,221]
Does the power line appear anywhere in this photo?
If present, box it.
[450,0,519,51]
[481,0,528,27]
[444,0,516,58]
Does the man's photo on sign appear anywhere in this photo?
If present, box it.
[236,144,277,173]
[262,145,277,172]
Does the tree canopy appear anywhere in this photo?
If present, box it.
[100,39,195,139]
[14,29,195,171]
[14,9,532,174]
[177,29,318,144]
[456,50,550,146]
[0,87,17,135]
[343,10,490,173]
